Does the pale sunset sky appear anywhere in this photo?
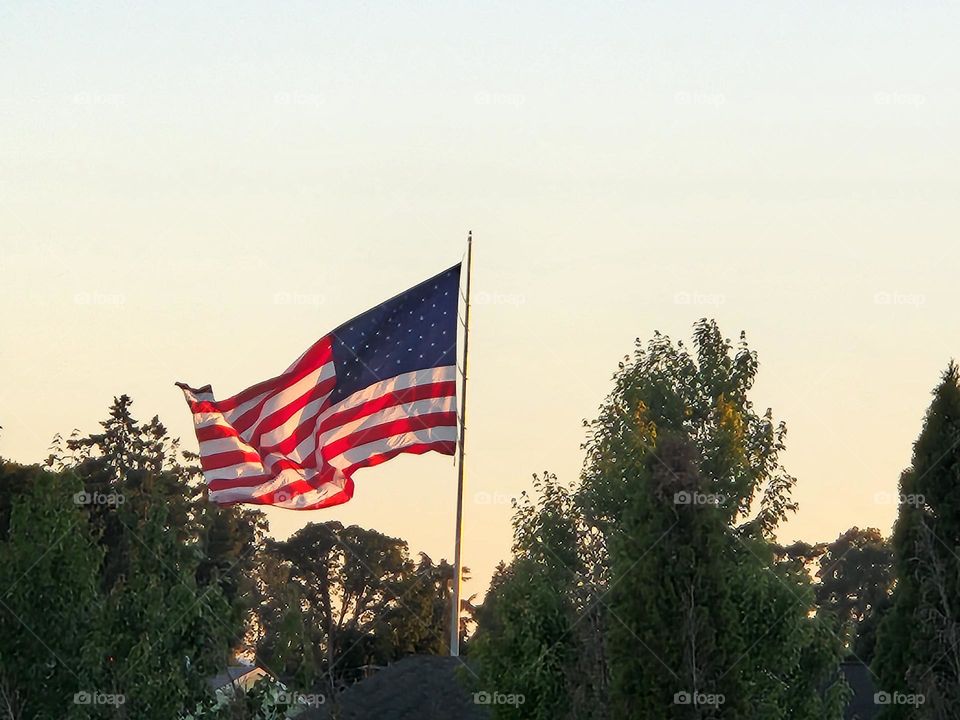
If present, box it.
[1,2,958,600]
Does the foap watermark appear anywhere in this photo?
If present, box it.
[674,491,727,507]
[874,92,926,107]
[274,291,324,307]
[874,691,925,707]
[474,91,525,108]
[473,691,525,707]
[276,691,325,707]
[473,491,513,506]
[74,490,125,507]
[473,290,525,307]
[74,291,126,307]
[71,92,123,107]
[74,691,125,707]
[674,690,725,708]
[873,491,925,507]
[674,91,726,107]
[673,291,725,307]
[874,291,925,308]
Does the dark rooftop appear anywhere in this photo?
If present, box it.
[301,656,878,719]
[207,665,262,691]
[305,655,489,720]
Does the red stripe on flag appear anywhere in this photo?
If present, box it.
[200,450,261,472]
[208,473,271,492]
[196,424,241,442]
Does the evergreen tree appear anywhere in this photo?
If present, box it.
[606,434,747,718]
[875,363,960,718]
[52,396,263,715]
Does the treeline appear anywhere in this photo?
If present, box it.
[470,320,960,719]
[0,397,460,719]
[3,320,958,719]
[0,398,261,719]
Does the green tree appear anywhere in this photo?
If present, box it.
[471,473,579,720]
[875,363,960,718]
[605,433,752,718]
[384,553,461,656]
[194,499,269,659]
[257,521,457,694]
[589,321,845,718]
[814,527,893,663]
[0,465,103,720]
[52,396,264,716]
[474,320,848,719]
[252,552,314,685]
[81,502,235,717]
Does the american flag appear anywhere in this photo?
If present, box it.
[178,264,461,510]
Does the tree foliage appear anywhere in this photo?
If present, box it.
[255,521,462,694]
[813,527,893,663]
[875,363,960,718]
[0,467,102,720]
[1,394,463,718]
[0,396,265,719]
[473,320,848,719]
[471,473,578,720]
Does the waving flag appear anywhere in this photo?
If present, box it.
[178,264,461,510]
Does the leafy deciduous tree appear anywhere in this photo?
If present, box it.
[474,320,848,719]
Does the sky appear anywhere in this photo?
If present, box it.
[1,1,958,602]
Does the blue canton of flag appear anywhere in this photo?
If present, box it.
[330,264,461,402]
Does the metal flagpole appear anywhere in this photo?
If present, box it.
[450,230,473,657]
